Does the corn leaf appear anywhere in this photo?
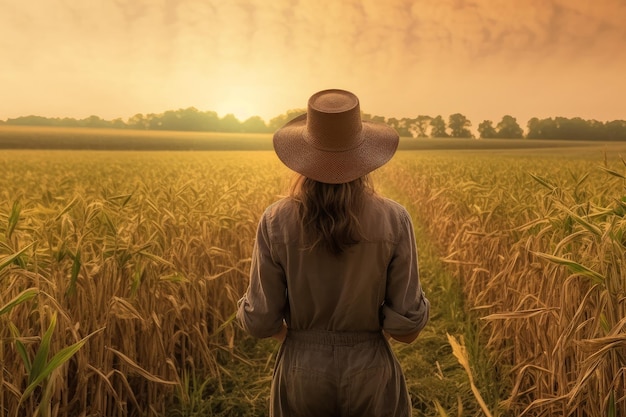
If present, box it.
[532,252,606,285]
[0,288,38,316]
[7,200,21,239]
[29,312,57,384]
[66,250,81,297]
[608,390,616,417]
[21,339,87,402]
[9,322,32,374]
[0,243,34,273]
[19,327,103,404]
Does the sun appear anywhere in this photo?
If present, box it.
[217,97,256,121]
[211,84,273,122]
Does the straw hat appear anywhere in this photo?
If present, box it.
[273,89,399,184]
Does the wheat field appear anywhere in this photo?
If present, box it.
[375,150,626,416]
[1,144,625,416]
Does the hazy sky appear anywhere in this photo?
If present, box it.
[2,0,625,128]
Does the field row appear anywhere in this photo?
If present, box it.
[2,125,626,152]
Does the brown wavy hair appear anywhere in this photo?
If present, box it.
[290,175,374,255]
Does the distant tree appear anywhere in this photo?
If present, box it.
[495,115,523,138]
[361,113,385,124]
[554,116,597,140]
[177,107,214,131]
[478,120,497,138]
[430,115,448,138]
[588,119,605,139]
[158,110,183,130]
[268,109,306,131]
[147,113,162,129]
[179,107,203,131]
[111,118,126,129]
[526,117,540,138]
[540,118,558,138]
[412,115,431,138]
[242,116,269,133]
[219,114,242,132]
[6,115,53,126]
[82,115,109,128]
[60,117,79,127]
[198,110,220,131]
[525,117,558,139]
[605,120,626,140]
[128,113,148,129]
[386,117,407,137]
[448,113,473,138]
[386,117,400,134]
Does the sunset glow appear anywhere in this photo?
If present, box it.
[2,0,625,127]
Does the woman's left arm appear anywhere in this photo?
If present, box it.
[381,208,430,342]
[237,212,288,339]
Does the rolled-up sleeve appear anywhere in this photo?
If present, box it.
[237,212,287,338]
[382,210,430,336]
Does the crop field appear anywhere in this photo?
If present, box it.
[1,129,626,416]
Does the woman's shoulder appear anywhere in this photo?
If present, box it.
[366,194,411,219]
[261,197,300,229]
[361,194,413,239]
[264,196,297,217]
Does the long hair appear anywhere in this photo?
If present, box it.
[290,174,374,255]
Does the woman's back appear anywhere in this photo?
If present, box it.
[260,193,426,334]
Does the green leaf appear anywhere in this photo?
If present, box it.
[66,250,81,297]
[0,288,38,316]
[0,243,34,273]
[19,327,103,405]
[9,322,32,374]
[608,390,615,417]
[21,338,87,402]
[210,311,237,337]
[560,207,602,236]
[532,252,605,285]
[599,313,610,335]
[29,313,57,384]
[7,200,21,239]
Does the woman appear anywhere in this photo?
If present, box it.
[237,89,430,417]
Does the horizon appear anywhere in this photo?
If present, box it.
[4,105,626,126]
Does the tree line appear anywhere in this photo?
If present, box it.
[2,107,625,140]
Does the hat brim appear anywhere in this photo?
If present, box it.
[273,114,399,184]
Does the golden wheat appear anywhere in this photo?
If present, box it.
[0,150,288,416]
[2,147,625,416]
[376,151,625,417]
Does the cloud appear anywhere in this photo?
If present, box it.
[0,0,624,121]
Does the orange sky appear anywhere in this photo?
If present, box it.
[2,0,625,129]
